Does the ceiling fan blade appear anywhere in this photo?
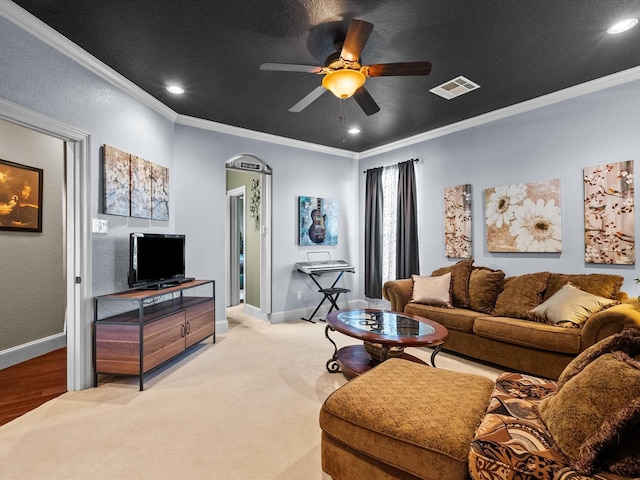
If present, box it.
[364,62,432,77]
[340,19,373,62]
[260,63,323,74]
[289,85,327,112]
[353,87,380,116]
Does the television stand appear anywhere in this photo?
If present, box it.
[93,280,215,390]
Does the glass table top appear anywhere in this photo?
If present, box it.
[333,310,435,338]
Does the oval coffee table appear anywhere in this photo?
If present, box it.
[325,309,449,379]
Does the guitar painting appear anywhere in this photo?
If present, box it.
[299,196,338,246]
[308,197,326,243]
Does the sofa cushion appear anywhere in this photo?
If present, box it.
[404,304,482,334]
[542,273,623,302]
[320,358,494,480]
[432,258,473,308]
[410,272,452,307]
[469,372,567,480]
[468,267,505,314]
[539,352,640,476]
[529,283,618,328]
[493,272,551,319]
[557,328,640,389]
[473,316,582,354]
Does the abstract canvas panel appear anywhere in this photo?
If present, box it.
[444,184,472,258]
[299,196,338,246]
[485,179,561,252]
[130,155,152,219]
[584,160,634,264]
[151,163,169,221]
[103,145,130,216]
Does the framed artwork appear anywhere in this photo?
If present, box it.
[584,160,634,264]
[102,145,170,220]
[0,158,43,232]
[299,196,338,246]
[444,184,472,258]
[485,179,561,252]
[103,145,130,216]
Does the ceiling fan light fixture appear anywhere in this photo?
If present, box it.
[607,18,638,34]
[322,69,366,99]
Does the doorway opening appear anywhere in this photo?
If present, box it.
[225,154,272,319]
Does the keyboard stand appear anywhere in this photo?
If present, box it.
[301,270,351,323]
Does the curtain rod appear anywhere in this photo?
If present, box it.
[363,158,418,174]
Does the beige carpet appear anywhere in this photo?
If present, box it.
[0,306,503,480]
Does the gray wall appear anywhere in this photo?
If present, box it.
[361,78,640,304]
[0,119,66,350]
[2,8,640,355]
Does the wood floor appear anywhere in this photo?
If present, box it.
[0,348,67,426]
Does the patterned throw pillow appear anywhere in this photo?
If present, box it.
[529,283,618,328]
[539,352,640,476]
[410,272,452,307]
[493,272,551,319]
[431,258,473,308]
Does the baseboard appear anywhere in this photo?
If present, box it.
[0,332,66,370]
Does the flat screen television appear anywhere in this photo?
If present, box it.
[128,233,189,289]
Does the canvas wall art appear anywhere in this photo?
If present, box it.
[0,158,43,232]
[485,179,561,252]
[444,184,472,258]
[102,145,169,220]
[584,160,634,264]
[103,145,130,216]
[299,196,338,246]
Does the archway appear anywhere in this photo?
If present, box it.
[225,154,272,318]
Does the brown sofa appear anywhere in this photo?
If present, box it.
[382,260,640,379]
[320,329,640,480]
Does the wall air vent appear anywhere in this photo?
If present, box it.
[430,76,480,100]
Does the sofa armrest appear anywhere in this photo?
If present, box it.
[580,298,640,350]
[382,278,413,312]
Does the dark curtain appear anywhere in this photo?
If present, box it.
[396,160,420,279]
[364,167,384,298]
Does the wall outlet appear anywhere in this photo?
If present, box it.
[296,291,302,300]
[92,218,108,234]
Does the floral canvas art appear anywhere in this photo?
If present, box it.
[102,145,170,220]
[444,184,472,258]
[584,161,634,264]
[485,179,561,252]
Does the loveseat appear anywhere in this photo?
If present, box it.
[320,329,640,480]
[382,259,640,379]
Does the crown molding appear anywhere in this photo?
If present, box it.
[360,65,640,158]
[1,1,178,122]
[175,115,358,159]
[4,1,640,160]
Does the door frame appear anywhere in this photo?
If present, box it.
[225,154,272,316]
[225,186,245,307]
[0,98,92,391]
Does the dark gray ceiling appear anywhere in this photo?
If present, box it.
[11,0,640,152]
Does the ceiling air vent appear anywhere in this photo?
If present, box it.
[430,76,480,100]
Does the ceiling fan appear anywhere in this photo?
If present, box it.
[260,19,432,116]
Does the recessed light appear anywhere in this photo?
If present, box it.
[348,127,361,135]
[166,85,185,95]
[607,18,638,34]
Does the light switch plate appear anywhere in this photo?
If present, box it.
[92,218,108,234]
